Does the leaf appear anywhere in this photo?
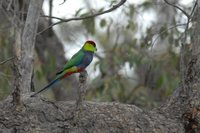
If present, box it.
[100,19,106,27]
[75,8,83,17]
[159,25,168,40]
[109,0,117,6]
[36,69,43,80]
[156,75,164,89]
[98,7,104,12]
[139,1,153,10]
[129,4,135,16]
[82,18,95,34]
[127,21,136,30]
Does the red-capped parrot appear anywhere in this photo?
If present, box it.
[31,40,97,97]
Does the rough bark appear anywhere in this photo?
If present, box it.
[0,96,184,133]
[12,0,43,107]
[13,0,43,93]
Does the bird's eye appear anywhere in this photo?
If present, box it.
[91,43,96,47]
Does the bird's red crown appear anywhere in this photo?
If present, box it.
[86,40,96,47]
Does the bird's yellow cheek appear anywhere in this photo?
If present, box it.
[90,45,97,52]
[65,66,78,73]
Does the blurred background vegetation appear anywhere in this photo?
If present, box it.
[0,0,194,109]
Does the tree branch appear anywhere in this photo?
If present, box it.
[163,0,190,18]
[0,96,185,132]
[151,23,187,49]
[37,0,126,34]
[59,0,67,5]
[189,0,198,18]
[0,56,14,65]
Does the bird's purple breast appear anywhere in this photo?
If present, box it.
[77,51,94,69]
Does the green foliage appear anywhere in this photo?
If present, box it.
[139,1,153,10]
[82,18,95,34]
[159,25,169,40]
[0,28,13,100]
[80,12,96,34]
[100,19,107,27]
[75,8,84,17]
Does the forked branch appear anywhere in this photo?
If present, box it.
[38,0,126,34]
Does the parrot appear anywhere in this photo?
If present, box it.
[31,40,97,97]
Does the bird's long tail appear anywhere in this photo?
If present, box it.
[30,78,59,97]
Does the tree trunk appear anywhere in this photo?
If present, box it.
[12,0,43,107]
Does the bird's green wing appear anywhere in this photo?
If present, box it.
[56,49,84,75]
[64,49,84,69]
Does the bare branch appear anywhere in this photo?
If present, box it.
[0,56,15,65]
[37,0,126,34]
[6,0,13,11]
[94,53,103,60]
[163,0,190,18]
[59,0,67,5]
[151,23,187,49]
[48,0,53,26]
[41,15,64,21]
[189,0,198,17]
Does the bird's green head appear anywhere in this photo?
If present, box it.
[83,40,97,52]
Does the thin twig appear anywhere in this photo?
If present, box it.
[41,15,64,21]
[59,0,67,5]
[163,0,189,18]
[182,0,198,43]
[6,0,13,11]
[94,53,103,60]
[0,72,13,86]
[48,0,53,26]
[151,23,187,50]
[37,0,126,34]
[189,0,198,17]
[0,56,15,65]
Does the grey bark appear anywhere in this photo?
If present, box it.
[14,0,43,93]
[0,97,184,133]
[12,0,43,107]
